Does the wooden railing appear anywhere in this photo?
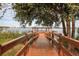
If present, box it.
[0,32,36,55]
[54,32,79,55]
[16,35,38,56]
[0,31,79,56]
[0,35,26,55]
[46,31,79,56]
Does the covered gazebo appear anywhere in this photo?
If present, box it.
[32,26,52,32]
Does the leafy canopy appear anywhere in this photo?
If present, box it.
[12,3,79,27]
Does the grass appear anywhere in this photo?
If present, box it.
[0,32,24,56]
[0,32,23,44]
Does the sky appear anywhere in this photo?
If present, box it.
[0,4,20,27]
[0,4,38,27]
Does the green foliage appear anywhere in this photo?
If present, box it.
[0,32,23,44]
[12,3,79,27]
[0,3,8,19]
[12,3,60,26]
[0,32,24,56]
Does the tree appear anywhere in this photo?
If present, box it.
[67,4,79,38]
[0,3,7,19]
[12,3,79,37]
[70,4,79,38]
[12,3,61,26]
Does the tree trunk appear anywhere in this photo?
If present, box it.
[66,15,72,51]
[61,17,67,36]
[66,15,71,37]
[72,15,75,38]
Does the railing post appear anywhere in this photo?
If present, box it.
[0,45,2,55]
[23,33,30,56]
[58,33,64,56]
[68,39,72,52]
[23,45,29,56]
[52,32,54,39]
[51,32,54,47]
[23,33,28,45]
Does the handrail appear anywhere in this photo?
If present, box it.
[60,45,73,56]
[0,32,34,55]
[52,31,79,55]
[0,35,26,55]
[53,32,79,48]
[46,35,73,56]
[16,35,38,56]
[0,31,79,56]
[62,36,79,47]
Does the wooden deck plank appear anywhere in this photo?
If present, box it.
[26,32,58,56]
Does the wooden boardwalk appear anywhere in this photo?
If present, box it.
[26,33,58,56]
[1,31,79,56]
